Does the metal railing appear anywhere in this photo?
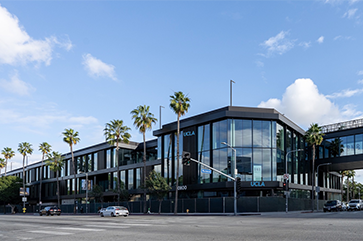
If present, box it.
[321,118,363,134]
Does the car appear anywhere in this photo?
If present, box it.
[98,207,106,214]
[39,206,61,216]
[347,199,363,211]
[341,202,347,211]
[100,206,129,217]
[323,200,342,212]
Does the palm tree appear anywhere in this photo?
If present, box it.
[62,128,80,213]
[39,142,52,208]
[170,91,190,215]
[104,120,131,205]
[304,123,324,212]
[0,158,6,176]
[131,105,157,213]
[345,170,355,202]
[2,147,15,176]
[46,151,64,207]
[18,142,33,212]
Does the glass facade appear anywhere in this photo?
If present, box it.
[319,134,363,158]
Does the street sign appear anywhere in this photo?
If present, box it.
[283,174,289,180]
[22,197,27,202]
[201,169,212,174]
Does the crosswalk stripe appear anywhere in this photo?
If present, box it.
[57,227,105,232]
[28,230,73,235]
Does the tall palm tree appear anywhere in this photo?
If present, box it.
[345,170,355,202]
[104,120,131,205]
[170,91,190,215]
[18,142,33,213]
[2,147,15,176]
[304,123,324,212]
[46,151,64,207]
[131,105,157,213]
[0,158,6,176]
[39,142,52,208]
[62,128,80,213]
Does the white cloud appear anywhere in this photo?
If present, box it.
[358,79,363,84]
[343,8,358,18]
[0,72,35,96]
[82,53,117,81]
[261,31,294,57]
[0,4,72,66]
[258,78,362,128]
[298,41,311,49]
[334,35,352,41]
[358,70,363,75]
[317,36,324,44]
[255,61,264,68]
[326,88,363,98]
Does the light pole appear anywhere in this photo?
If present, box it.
[230,80,235,106]
[159,106,164,129]
[285,149,304,213]
[221,142,237,216]
[316,163,331,212]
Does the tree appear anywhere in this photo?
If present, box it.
[304,123,324,212]
[18,142,33,213]
[2,147,15,176]
[46,151,64,207]
[90,184,104,207]
[113,181,129,202]
[39,142,52,208]
[170,91,190,215]
[104,120,131,205]
[62,128,80,213]
[344,170,355,202]
[0,176,22,213]
[131,105,157,213]
[0,158,5,176]
[145,170,170,214]
[329,138,344,157]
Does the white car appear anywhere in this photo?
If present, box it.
[100,206,129,217]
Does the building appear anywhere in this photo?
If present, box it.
[4,105,350,211]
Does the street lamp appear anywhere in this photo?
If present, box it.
[285,149,304,213]
[230,80,235,106]
[159,106,164,129]
[316,163,331,212]
[221,142,237,216]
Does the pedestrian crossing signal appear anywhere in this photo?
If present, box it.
[182,152,191,166]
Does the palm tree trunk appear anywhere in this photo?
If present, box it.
[341,175,344,200]
[311,145,315,212]
[347,178,350,203]
[57,170,60,207]
[116,145,120,206]
[39,155,44,209]
[174,114,180,215]
[5,160,7,176]
[143,132,147,213]
[22,155,26,214]
[71,144,77,214]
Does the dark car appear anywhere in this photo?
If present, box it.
[39,206,61,216]
[323,200,342,212]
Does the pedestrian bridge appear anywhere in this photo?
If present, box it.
[317,118,363,171]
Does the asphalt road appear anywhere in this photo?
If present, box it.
[0,211,362,241]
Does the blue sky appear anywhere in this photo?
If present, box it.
[1,0,363,181]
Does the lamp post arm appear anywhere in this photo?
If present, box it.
[190,158,235,181]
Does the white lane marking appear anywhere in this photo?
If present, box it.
[57,227,105,232]
[84,224,130,229]
[28,230,73,235]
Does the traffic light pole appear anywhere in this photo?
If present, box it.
[188,157,237,216]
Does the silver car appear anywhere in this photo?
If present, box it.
[347,199,363,211]
[100,206,129,217]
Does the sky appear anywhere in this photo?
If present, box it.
[1,0,363,182]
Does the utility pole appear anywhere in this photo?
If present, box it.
[230,80,235,106]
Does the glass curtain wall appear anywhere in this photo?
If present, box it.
[198,124,210,183]
[164,134,172,185]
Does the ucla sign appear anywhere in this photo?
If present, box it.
[250,181,265,187]
[184,131,195,137]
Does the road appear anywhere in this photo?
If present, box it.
[0,211,362,241]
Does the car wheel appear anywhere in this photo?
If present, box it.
[57,214,60,216]
[123,215,128,217]
[39,213,42,216]
[111,212,115,217]
[100,213,104,217]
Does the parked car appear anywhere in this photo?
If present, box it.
[98,207,106,214]
[341,202,347,211]
[323,200,342,212]
[347,199,363,211]
[100,206,129,217]
[39,206,61,216]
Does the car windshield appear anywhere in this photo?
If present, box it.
[325,201,337,206]
[350,200,359,203]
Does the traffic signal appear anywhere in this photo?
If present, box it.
[236,177,242,194]
[182,151,191,166]
[283,179,289,191]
